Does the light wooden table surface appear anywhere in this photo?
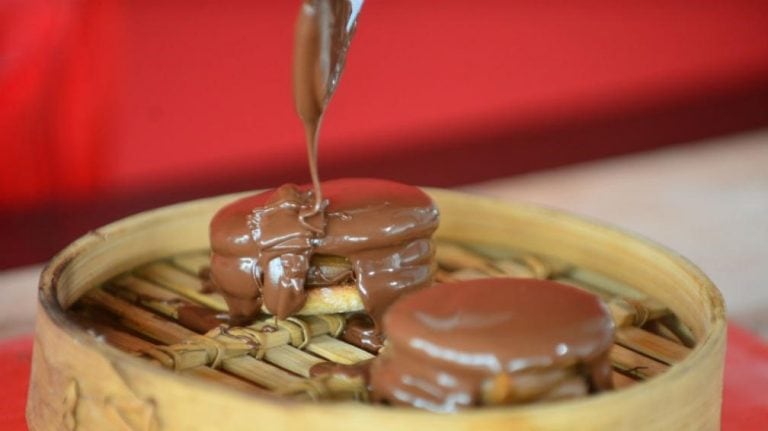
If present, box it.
[2,128,767,339]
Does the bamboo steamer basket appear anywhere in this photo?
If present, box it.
[27,189,726,431]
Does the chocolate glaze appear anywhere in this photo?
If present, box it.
[310,360,371,380]
[341,313,384,353]
[209,178,439,330]
[198,267,217,294]
[368,278,615,411]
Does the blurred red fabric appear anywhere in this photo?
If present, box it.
[3,324,768,429]
[0,0,64,208]
[0,0,116,209]
[3,0,768,205]
[1,0,768,267]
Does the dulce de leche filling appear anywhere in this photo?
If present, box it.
[209,178,439,337]
[368,278,615,411]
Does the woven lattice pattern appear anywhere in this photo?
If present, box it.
[69,241,693,402]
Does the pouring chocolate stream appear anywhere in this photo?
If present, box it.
[293,0,364,225]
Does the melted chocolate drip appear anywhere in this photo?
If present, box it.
[198,267,217,294]
[341,313,384,353]
[368,278,615,411]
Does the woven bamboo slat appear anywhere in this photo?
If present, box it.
[27,189,726,430]
[171,253,212,275]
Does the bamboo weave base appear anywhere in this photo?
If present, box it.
[68,240,694,402]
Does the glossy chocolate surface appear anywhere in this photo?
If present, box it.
[341,313,385,352]
[209,178,439,329]
[368,278,615,411]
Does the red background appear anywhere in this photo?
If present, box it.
[2,0,768,268]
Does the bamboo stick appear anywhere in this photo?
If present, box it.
[567,268,647,302]
[109,274,234,333]
[188,366,271,395]
[311,373,369,402]
[83,289,325,396]
[610,344,669,379]
[170,253,211,276]
[435,242,503,275]
[95,278,351,371]
[83,289,196,345]
[465,243,574,276]
[109,273,342,350]
[113,274,184,302]
[305,335,374,364]
[135,262,228,311]
[263,345,325,378]
[437,242,570,280]
[221,355,307,391]
[434,269,457,283]
[73,311,268,394]
[460,243,521,260]
[435,238,673,331]
[70,314,159,357]
[658,314,697,348]
[107,275,189,320]
[643,320,685,345]
[493,259,536,278]
[605,297,669,328]
[519,255,552,279]
[448,268,495,281]
[555,278,669,328]
[615,326,690,365]
[611,371,638,389]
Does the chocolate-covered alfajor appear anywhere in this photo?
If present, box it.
[368,278,615,411]
[209,178,439,342]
